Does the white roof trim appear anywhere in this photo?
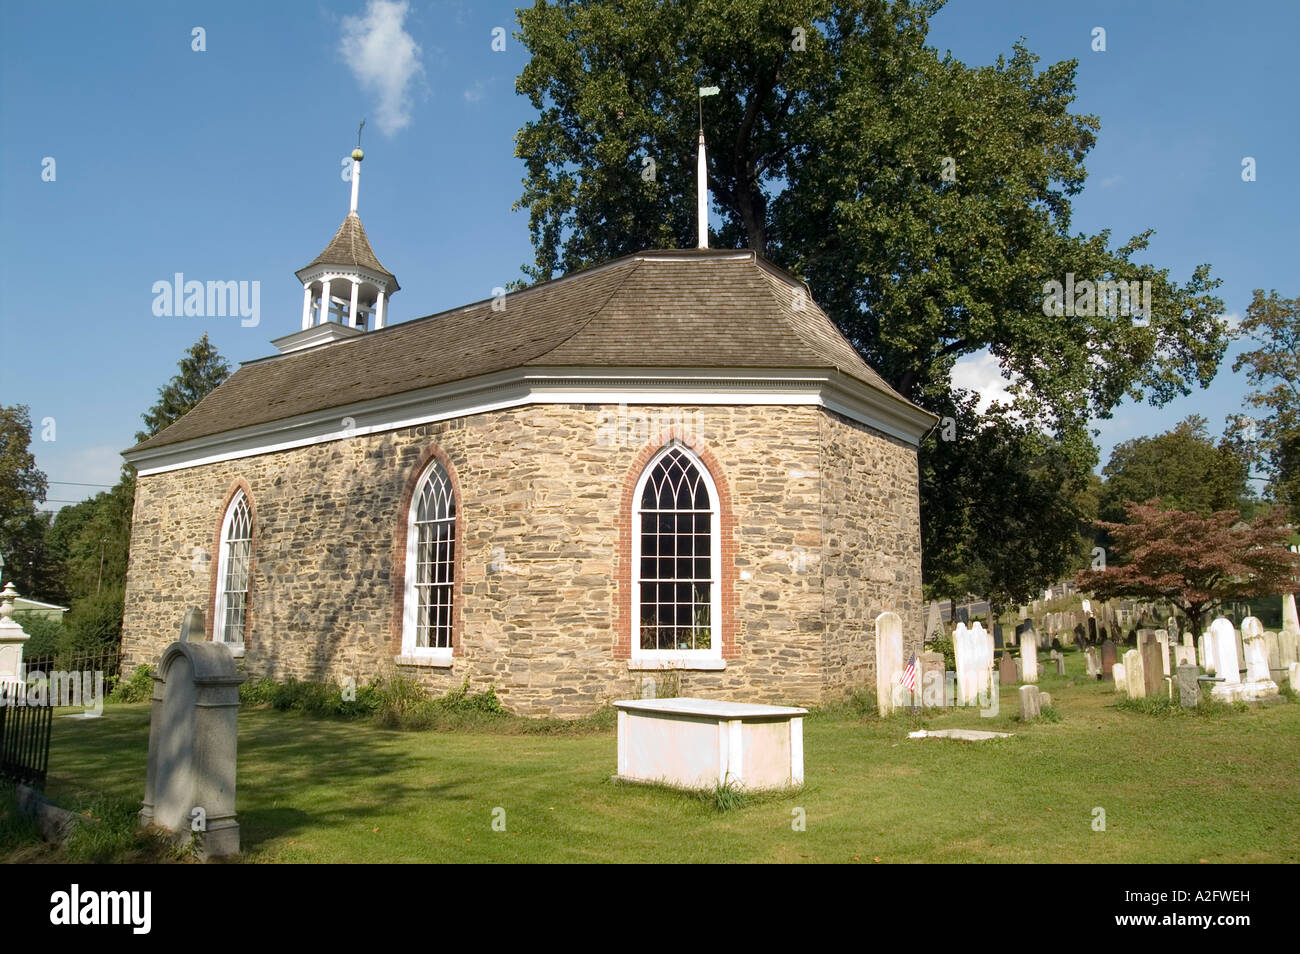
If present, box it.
[124,366,937,476]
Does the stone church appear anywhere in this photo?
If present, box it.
[120,146,935,717]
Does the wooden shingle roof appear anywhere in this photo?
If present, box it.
[128,248,920,454]
[296,211,398,286]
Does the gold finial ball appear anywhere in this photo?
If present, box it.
[351,148,364,161]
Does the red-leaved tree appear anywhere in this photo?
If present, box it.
[1074,501,1299,637]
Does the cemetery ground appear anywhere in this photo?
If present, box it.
[4,650,1298,864]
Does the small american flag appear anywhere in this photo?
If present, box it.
[899,653,917,692]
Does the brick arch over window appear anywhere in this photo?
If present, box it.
[616,431,738,660]
[390,444,465,656]
[207,478,256,645]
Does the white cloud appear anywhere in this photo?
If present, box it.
[341,0,424,135]
[951,351,1018,414]
[463,80,486,103]
[1217,311,1242,331]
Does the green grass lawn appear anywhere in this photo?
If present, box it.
[15,652,1300,863]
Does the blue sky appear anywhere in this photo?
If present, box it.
[1,0,1296,510]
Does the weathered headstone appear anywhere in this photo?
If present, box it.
[1123,649,1145,699]
[1176,664,1200,708]
[920,651,946,707]
[1140,636,1164,699]
[1051,650,1066,676]
[1087,617,1098,644]
[1174,645,1196,669]
[1290,661,1300,694]
[1279,631,1299,668]
[1210,618,1240,687]
[1021,625,1039,684]
[875,612,904,715]
[999,652,1017,686]
[1154,630,1171,676]
[1084,647,1100,679]
[993,622,1004,650]
[141,611,245,859]
[1039,691,1052,708]
[1282,593,1299,638]
[1112,662,1127,695]
[1100,638,1117,677]
[1018,685,1041,720]
[1262,631,1280,671]
[925,601,943,640]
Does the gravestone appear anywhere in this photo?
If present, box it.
[1051,650,1066,676]
[956,606,970,626]
[1100,639,1117,677]
[1087,617,1098,644]
[925,601,943,641]
[1290,662,1300,694]
[1282,593,1299,638]
[1262,632,1280,671]
[1039,692,1052,708]
[1174,645,1196,668]
[1020,625,1039,684]
[1018,685,1041,720]
[1199,632,1217,675]
[1154,630,1171,676]
[920,651,946,707]
[999,652,1017,686]
[1176,665,1200,708]
[141,609,245,859]
[1112,662,1127,695]
[1123,649,1145,699]
[1279,631,1299,668]
[874,612,904,715]
[1209,618,1240,687]
[1084,647,1100,679]
[993,622,1004,650]
[1243,636,1273,685]
[0,581,31,686]
[1140,635,1164,699]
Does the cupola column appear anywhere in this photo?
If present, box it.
[375,290,386,330]
[319,279,332,324]
[348,280,360,328]
[301,285,313,330]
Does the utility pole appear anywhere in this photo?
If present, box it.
[97,538,107,595]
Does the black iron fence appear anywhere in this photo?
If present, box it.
[21,648,122,687]
[0,683,53,790]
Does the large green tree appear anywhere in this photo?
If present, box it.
[0,405,50,595]
[39,336,231,646]
[1232,289,1300,522]
[514,0,1226,598]
[1099,415,1253,525]
[135,333,231,444]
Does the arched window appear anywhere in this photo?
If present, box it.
[213,490,252,645]
[402,457,457,657]
[632,444,720,659]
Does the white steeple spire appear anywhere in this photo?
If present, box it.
[349,120,365,213]
[697,86,719,249]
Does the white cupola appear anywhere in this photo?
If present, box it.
[273,138,400,354]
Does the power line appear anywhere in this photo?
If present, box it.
[47,481,115,488]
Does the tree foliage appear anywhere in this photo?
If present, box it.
[0,405,50,595]
[135,333,231,444]
[1099,415,1252,525]
[1075,501,1299,637]
[514,0,1226,600]
[1232,289,1300,522]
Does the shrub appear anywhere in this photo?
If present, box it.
[12,613,66,657]
[107,665,153,703]
[927,633,956,673]
[64,587,125,654]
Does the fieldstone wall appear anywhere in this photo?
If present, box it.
[818,411,925,698]
[122,402,921,716]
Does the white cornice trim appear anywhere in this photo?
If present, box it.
[124,366,937,476]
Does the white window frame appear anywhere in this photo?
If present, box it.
[630,442,722,666]
[401,458,456,663]
[212,489,251,652]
